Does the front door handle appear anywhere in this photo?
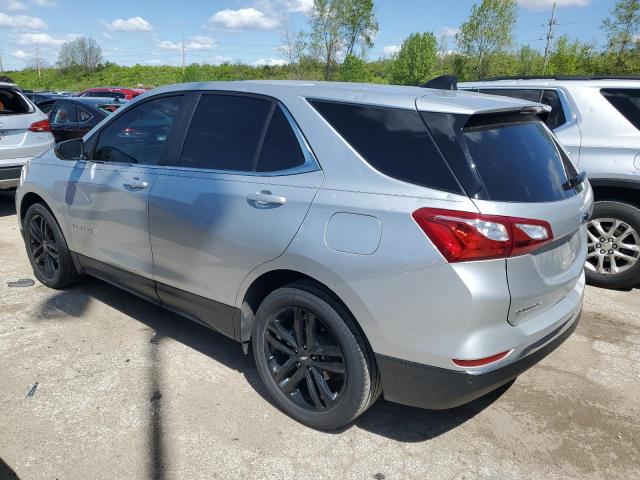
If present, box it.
[123,179,148,190]
[248,191,287,207]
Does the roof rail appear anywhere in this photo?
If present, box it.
[480,75,640,81]
[421,75,458,90]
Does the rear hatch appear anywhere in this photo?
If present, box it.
[0,87,48,161]
[420,100,592,326]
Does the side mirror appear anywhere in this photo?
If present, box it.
[54,138,84,160]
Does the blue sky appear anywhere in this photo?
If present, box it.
[0,0,619,70]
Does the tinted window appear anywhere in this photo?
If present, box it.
[601,88,640,130]
[309,100,462,193]
[78,107,93,122]
[51,103,77,124]
[93,95,183,165]
[478,89,543,103]
[180,94,272,171]
[0,89,31,115]
[257,106,305,172]
[39,103,55,115]
[540,90,567,130]
[463,118,575,202]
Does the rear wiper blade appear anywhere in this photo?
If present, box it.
[563,171,587,190]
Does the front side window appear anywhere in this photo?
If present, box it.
[93,95,184,165]
[601,88,640,130]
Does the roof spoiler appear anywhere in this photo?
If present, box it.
[420,75,458,91]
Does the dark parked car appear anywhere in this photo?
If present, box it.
[23,92,63,105]
[36,97,122,143]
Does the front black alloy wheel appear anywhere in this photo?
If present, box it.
[23,203,80,289]
[264,306,346,412]
[253,282,380,430]
[28,213,60,280]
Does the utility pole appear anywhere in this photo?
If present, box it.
[542,1,557,74]
[181,37,186,74]
[0,50,4,73]
[36,44,41,81]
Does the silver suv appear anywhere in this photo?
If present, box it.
[0,82,54,189]
[461,77,640,289]
[15,81,591,429]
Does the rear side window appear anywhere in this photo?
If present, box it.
[51,103,77,124]
[0,89,32,115]
[180,94,272,171]
[463,117,576,202]
[540,90,567,130]
[601,88,640,130]
[257,106,306,172]
[309,100,462,193]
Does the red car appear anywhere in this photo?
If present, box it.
[77,87,146,101]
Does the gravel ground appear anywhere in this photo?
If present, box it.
[0,190,639,480]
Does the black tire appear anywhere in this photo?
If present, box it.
[252,281,380,430]
[23,203,80,289]
[585,200,640,290]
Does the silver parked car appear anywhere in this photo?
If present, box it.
[0,82,54,190]
[15,81,592,429]
[460,77,640,289]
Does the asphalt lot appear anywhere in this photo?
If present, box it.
[0,190,639,480]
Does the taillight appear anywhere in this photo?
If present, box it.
[29,119,51,132]
[412,208,553,262]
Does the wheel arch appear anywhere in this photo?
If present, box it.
[589,179,640,209]
[238,269,376,357]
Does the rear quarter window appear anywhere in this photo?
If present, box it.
[601,88,640,130]
[308,100,462,194]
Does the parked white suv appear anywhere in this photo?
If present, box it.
[461,77,640,290]
[0,82,54,190]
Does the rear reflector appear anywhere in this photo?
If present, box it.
[29,119,51,132]
[412,208,553,262]
[452,350,512,368]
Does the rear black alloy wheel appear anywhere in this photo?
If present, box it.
[253,283,380,429]
[28,213,60,280]
[264,306,346,412]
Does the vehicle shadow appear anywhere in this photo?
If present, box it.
[0,457,20,480]
[0,190,17,218]
[35,276,509,447]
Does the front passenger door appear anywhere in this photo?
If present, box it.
[64,95,186,300]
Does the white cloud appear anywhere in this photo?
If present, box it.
[32,0,55,5]
[13,32,67,47]
[106,16,153,32]
[517,0,589,10]
[383,45,401,56]
[208,8,279,31]
[158,36,216,51]
[12,49,29,59]
[254,57,287,66]
[0,12,47,30]
[5,0,27,10]
[280,0,313,13]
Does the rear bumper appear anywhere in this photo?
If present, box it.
[376,309,581,410]
[0,165,23,190]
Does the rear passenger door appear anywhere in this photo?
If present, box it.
[49,101,79,143]
[148,92,323,331]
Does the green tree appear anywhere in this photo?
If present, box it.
[515,45,544,76]
[457,0,517,79]
[339,0,378,57]
[547,35,595,75]
[310,0,345,80]
[390,32,438,85]
[339,53,369,82]
[601,0,640,71]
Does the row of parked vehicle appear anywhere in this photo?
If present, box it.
[4,75,640,429]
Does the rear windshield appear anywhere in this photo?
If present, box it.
[0,88,32,115]
[463,117,577,202]
[309,99,463,193]
[601,88,640,130]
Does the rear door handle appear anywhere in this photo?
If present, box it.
[123,179,148,190]
[248,191,287,207]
